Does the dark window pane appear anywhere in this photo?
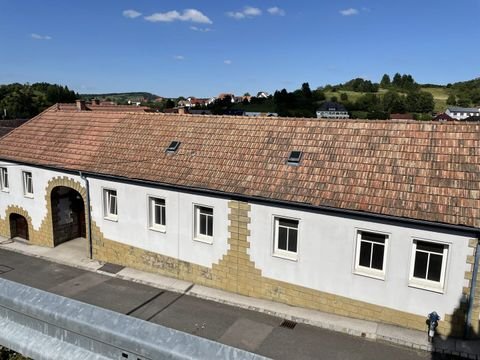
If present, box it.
[278,227,288,250]
[361,232,386,244]
[359,242,371,267]
[416,241,443,254]
[160,207,166,225]
[207,215,213,236]
[427,254,443,282]
[371,244,384,270]
[200,214,206,235]
[413,251,428,279]
[288,229,297,252]
[200,207,213,215]
[278,219,298,228]
[155,206,161,225]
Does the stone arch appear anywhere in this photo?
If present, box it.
[4,205,34,242]
[50,186,86,246]
[35,176,89,248]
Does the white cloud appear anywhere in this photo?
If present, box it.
[224,60,232,65]
[339,8,359,16]
[190,26,212,32]
[227,6,262,19]
[123,9,142,19]
[173,55,185,60]
[226,11,245,19]
[31,33,52,40]
[267,6,286,16]
[244,6,262,16]
[145,9,212,24]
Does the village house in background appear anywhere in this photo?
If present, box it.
[0,105,479,339]
[444,106,480,120]
[316,102,350,119]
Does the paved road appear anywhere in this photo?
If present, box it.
[0,249,447,359]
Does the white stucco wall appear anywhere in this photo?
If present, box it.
[0,161,82,229]
[88,178,230,268]
[248,203,473,318]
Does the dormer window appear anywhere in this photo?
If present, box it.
[287,151,302,165]
[166,141,180,153]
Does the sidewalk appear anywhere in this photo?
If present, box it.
[1,237,479,359]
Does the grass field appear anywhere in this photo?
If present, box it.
[325,87,449,113]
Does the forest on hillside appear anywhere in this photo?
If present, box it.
[0,83,77,119]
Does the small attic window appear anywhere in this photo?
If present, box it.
[287,151,302,165]
[166,141,180,153]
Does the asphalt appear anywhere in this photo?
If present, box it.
[0,248,435,360]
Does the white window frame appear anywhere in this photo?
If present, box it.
[22,171,33,197]
[409,239,449,293]
[193,205,214,244]
[273,216,299,261]
[353,230,388,280]
[103,188,118,221]
[0,167,9,192]
[148,196,166,232]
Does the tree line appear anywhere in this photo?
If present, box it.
[0,83,77,119]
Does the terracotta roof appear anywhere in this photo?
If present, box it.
[0,107,479,228]
[57,103,150,112]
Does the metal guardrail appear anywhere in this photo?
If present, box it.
[0,278,268,360]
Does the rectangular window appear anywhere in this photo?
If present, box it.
[149,197,166,231]
[354,231,387,279]
[103,189,118,220]
[194,205,213,242]
[0,167,8,191]
[22,171,33,197]
[274,217,299,259]
[410,240,448,291]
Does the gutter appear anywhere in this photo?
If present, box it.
[79,171,93,259]
[0,158,478,236]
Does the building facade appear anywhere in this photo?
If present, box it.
[0,107,479,338]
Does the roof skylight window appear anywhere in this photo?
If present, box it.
[287,151,302,165]
[166,141,180,153]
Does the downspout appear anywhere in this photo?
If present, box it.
[465,238,480,339]
[79,172,93,259]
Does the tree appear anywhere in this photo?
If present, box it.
[446,95,456,106]
[392,73,402,87]
[330,96,338,103]
[340,93,349,101]
[380,74,391,88]
[301,82,312,98]
[165,99,175,109]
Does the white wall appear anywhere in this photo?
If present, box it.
[88,178,229,268]
[249,203,473,318]
[0,161,82,229]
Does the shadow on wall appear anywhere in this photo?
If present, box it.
[430,299,478,359]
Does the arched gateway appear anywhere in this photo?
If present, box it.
[50,186,86,246]
[9,213,29,240]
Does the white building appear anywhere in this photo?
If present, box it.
[316,102,350,119]
[0,106,479,338]
[445,106,480,120]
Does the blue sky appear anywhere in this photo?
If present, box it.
[0,1,479,97]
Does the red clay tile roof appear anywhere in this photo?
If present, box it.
[0,107,479,228]
[57,103,150,112]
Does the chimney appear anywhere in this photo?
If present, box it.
[76,99,86,111]
[177,107,187,115]
[92,99,100,105]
